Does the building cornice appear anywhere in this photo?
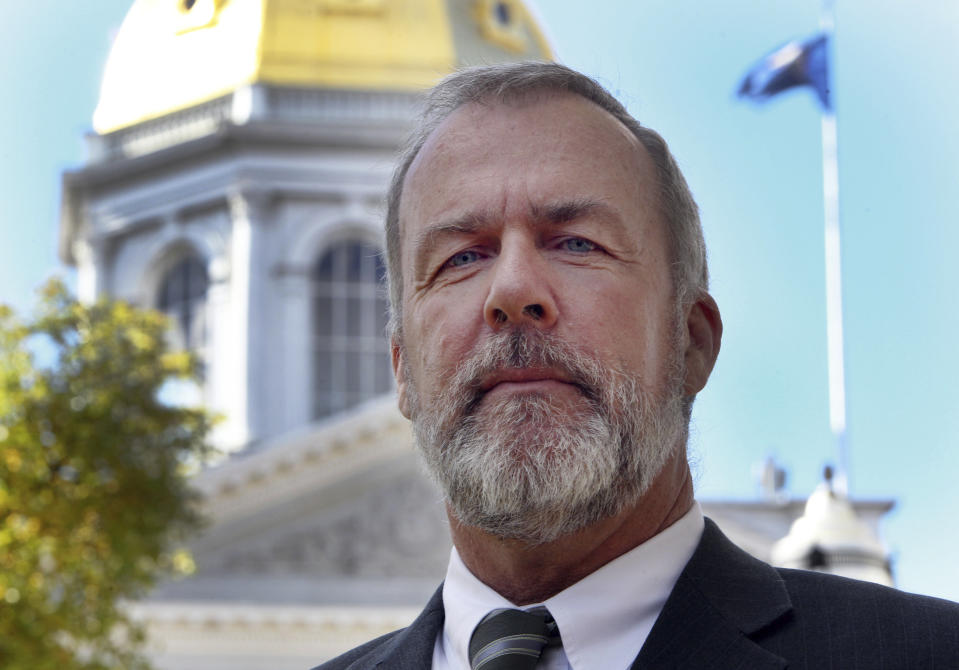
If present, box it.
[60,85,416,265]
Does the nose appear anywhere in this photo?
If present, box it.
[483,241,558,330]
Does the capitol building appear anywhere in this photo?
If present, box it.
[59,1,895,667]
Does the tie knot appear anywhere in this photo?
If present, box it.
[468,607,560,670]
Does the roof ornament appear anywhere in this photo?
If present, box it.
[771,466,894,586]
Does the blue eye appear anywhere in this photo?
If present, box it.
[447,250,481,267]
[563,238,596,253]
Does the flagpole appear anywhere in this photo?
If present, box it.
[819,0,850,495]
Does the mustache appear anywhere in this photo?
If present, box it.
[452,329,604,413]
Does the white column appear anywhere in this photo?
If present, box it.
[220,188,271,451]
[204,252,232,443]
[73,235,108,303]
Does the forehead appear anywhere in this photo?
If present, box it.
[399,92,661,243]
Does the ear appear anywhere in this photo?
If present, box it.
[391,335,411,419]
[683,291,722,396]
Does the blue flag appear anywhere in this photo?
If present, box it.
[738,33,831,109]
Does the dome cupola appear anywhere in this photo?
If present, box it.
[93,0,553,133]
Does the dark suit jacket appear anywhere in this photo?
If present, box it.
[314,519,959,668]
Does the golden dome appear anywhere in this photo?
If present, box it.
[93,0,553,134]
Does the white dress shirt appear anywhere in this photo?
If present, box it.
[432,502,705,670]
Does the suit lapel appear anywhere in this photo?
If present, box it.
[367,586,445,669]
[633,519,791,669]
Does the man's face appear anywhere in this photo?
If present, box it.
[393,92,689,543]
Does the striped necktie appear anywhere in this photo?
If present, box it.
[468,607,560,670]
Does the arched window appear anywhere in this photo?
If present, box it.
[311,240,391,419]
[157,255,208,353]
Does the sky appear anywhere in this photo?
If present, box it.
[1,1,957,601]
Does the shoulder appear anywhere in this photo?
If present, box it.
[766,568,959,663]
[778,565,959,622]
[682,519,959,666]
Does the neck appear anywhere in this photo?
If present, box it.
[449,449,694,605]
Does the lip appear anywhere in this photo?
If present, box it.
[479,368,574,393]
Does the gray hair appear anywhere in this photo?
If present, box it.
[385,61,708,330]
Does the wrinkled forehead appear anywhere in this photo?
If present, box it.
[399,92,657,234]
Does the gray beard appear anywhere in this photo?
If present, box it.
[404,327,688,545]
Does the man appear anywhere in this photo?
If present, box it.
[316,62,959,669]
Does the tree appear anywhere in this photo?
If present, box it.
[0,280,214,670]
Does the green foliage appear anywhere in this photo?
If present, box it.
[0,280,214,670]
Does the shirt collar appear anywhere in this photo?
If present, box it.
[440,502,705,669]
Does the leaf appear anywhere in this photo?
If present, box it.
[0,279,214,670]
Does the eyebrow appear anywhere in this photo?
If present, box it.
[410,198,616,277]
[411,212,491,272]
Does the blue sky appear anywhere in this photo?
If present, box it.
[2,1,957,601]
